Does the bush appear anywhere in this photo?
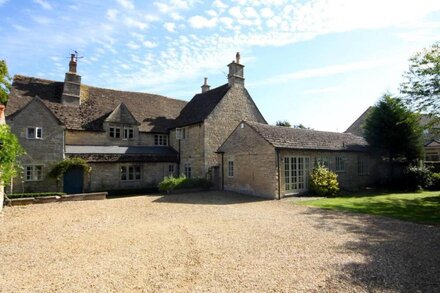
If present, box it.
[310,165,339,196]
[158,176,212,192]
[430,172,440,191]
[6,192,65,199]
[402,165,432,191]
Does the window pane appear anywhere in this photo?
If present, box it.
[27,128,35,139]
[121,166,127,180]
[115,128,121,138]
[135,166,141,180]
[36,128,42,139]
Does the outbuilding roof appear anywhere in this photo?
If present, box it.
[6,75,187,133]
[245,121,369,152]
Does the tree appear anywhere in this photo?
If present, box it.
[276,120,291,127]
[364,94,424,177]
[0,125,25,184]
[0,60,12,105]
[400,42,440,120]
[293,124,312,129]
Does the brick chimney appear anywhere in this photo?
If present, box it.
[227,52,244,87]
[0,104,5,125]
[61,53,81,106]
[201,77,210,93]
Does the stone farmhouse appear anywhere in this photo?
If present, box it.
[6,54,376,198]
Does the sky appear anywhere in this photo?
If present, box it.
[1,0,440,132]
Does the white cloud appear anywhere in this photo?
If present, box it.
[116,0,134,10]
[171,12,183,21]
[127,41,140,49]
[164,22,176,32]
[32,15,53,25]
[0,0,9,6]
[124,17,148,30]
[189,15,218,29]
[260,7,274,18]
[33,0,52,10]
[106,9,119,21]
[213,0,228,9]
[143,40,158,48]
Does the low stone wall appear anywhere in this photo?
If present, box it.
[6,192,107,206]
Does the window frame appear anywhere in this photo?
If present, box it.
[26,127,43,140]
[168,164,175,176]
[123,127,134,140]
[227,160,234,177]
[154,134,168,146]
[176,128,186,140]
[24,165,43,181]
[357,157,369,176]
[335,156,346,173]
[109,127,121,139]
[315,157,329,168]
[184,163,192,178]
[120,165,141,181]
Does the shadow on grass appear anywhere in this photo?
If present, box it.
[301,208,440,292]
[153,191,268,205]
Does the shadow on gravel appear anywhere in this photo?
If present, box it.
[302,208,440,292]
[153,191,267,205]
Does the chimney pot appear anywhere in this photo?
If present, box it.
[201,77,211,93]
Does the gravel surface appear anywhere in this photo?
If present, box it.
[1,191,439,292]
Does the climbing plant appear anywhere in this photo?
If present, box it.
[48,158,91,181]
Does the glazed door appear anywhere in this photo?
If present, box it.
[284,156,310,194]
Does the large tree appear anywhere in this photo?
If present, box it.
[0,60,12,105]
[364,94,424,172]
[400,42,440,120]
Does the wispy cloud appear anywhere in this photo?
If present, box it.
[116,0,134,10]
[303,86,340,95]
[33,0,52,10]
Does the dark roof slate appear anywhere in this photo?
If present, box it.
[6,75,187,133]
[105,102,140,125]
[245,121,369,152]
[173,83,230,127]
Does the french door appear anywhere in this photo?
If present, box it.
[284,156,310,194]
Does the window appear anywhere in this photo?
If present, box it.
[24,165,43,181]
[109,127,121,138]
[120,165,141,181]
[184,163,192,178]
[227,160,234,177]
[335,157,345,172]
[123,127,134,140]
[26,127,43,139]
[357,157,369,176]
[315,157,329,168]
[176,128,186,140]
[426,151,439,162]
[154,135,168,146]
[168,164,175,176]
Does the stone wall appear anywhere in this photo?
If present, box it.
[7,100,64,193]
[169,124,205,178]
[204,87,266,173]
[88,162,176,191]
[219,123,278,199]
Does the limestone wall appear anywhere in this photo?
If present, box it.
[66,129,162,146]
[7,100,64,193]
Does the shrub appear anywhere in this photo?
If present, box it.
[402,165,432,191]
[430,172,440,191]
[48,158,91,181]
[158,176,212,192]
[310,165,339,196]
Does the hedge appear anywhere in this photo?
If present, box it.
[6,192,66,199]
[158,176,212,192]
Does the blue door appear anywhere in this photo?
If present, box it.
[63,167,84,194]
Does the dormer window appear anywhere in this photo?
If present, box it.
[154,134,168,146]
[123,127,134,140]
[27,127,43,139]
[109,127,121,138]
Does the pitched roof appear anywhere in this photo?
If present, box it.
[173,83,230,127]
[105,102,140,125]
[245,121,369,152]
[6,75,187,133]
[425,140,440,148]
[344,107,373,136]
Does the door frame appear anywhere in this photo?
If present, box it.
[283,156,310,195]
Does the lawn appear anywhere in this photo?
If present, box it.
[297,191,440,224]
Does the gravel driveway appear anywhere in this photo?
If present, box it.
[1,191,439,292]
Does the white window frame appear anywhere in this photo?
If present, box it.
[24,165,43,181]
[109,127,121,138]
[154,134,168,146]
[335,157,346,172]
[184,163,192,178]
[168,164,175,176]
[26,127,43,139]
[123,127,134,140]
[227,160,234,177]
[176,128,186,140]
[120,165,141,181]
[315,157,329,168]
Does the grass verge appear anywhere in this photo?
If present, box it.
[297,191,440,225]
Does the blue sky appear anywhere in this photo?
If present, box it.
[1,0,440,131]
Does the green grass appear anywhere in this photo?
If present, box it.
[297,191,440,224]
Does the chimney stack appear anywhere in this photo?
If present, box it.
[201,77,210,93]
[62,53,81,106]
[227,52,245,87]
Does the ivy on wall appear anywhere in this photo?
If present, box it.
[48,158,91,181]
